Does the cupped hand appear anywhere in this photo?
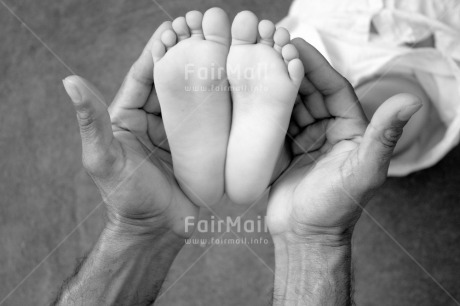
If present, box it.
[63,21,198,238]
[267,38,422,243]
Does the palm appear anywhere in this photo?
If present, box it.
[266,38,373,238]
[107,106,199,237]
[268,136,363,237]
[266,38,417,240]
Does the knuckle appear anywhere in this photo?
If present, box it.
[81,154,100,175]
[129,61,151,86]
[341,77,354,92]
[379,127,403,149]
[76,110,95,131]
[82,148,118,178]
[335,76,353,93]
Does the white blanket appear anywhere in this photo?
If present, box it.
[278,0,460,176]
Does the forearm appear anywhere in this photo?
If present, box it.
[273,234,352,306]
[54,221,184,306]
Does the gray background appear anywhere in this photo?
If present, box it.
[0,0,459,305]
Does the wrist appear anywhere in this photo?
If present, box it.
[274,227,354,247]
[105,209,184,247]
[273,234,352,306]
[58,217,184,306]
[273,232,352,275]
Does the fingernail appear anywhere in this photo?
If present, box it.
[62,78,82,103]
[398,103,422,121]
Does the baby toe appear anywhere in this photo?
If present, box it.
[288,58,305,85]
[151,39,166,63]
[274,27,290,53]
[185,10,204,38]
[160,29,177,51]
[172,16,190,41]
[282,44,299,63]
[258,20,275,47]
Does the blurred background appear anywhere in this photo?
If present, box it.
[0,0,459,305]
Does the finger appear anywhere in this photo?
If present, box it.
[287,119,301,138]
[292,37,347,96]
[292,38,365,122]
[143,91,160,115]
[147,114,170,152]
[299,76,330,119]
[360,93,422,172]
[63,76,121,177]
[292,97,315,128]
[110,21,172,112]
[292,120,328,155]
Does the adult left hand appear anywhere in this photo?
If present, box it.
[267,38,422,243]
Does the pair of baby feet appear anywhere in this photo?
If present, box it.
[153,8,304,206]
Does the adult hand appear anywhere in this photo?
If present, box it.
[58,21,201,305]
[63,21,198,239]
[267,38,421,305]
[267,38,421,242]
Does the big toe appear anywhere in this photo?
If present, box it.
[202,7,231,47]
[231,10,259,45]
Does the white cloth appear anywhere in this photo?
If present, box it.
[278,0,460,176]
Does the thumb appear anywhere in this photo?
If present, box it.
[360,93,422,173]
[63,75,119,177]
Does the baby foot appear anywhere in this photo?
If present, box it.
[226,11,304,205]
[152,8,231,206]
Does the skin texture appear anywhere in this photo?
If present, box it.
[267,38,422,305]
[226,11,304,205]
[152,8,232,207]
[54,11,422,306]
[55,21,199,305]
[355,74,431,156]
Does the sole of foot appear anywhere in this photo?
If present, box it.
[152,7,231,207]
[226,11,304,205]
